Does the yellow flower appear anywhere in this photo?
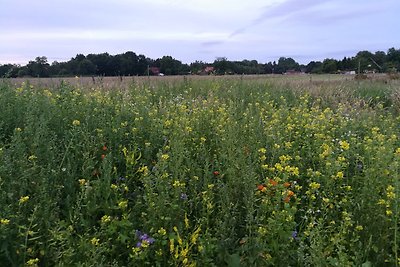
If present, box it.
[386,210,393,216]
[26,258,39,266]
[141,240,150,248]
[387,185,395,192]
[285,142,292,148]
[101,215,111,223]
[322,197,330,203]
[258,148,267,154]
[28,155,37,161]
[258,226,268,235]
[1,219,10,225]
[172,180,185,187]
[78,179,86,186]
[138,166,149,176]
[158,227,167,236]
[191,227,201,245]
[261,164,269,170]
[336,171,344,179]
[339,140,350,150]
[164,120,172,127]
[377,199,386,205]
[309,182,321,190]
[91,237,100,246]
[118,200,128,209]
[19,196,29,204]
[355,225,363,231]
[72,120,81,126]
[387,191,396,199]
[161,154,169,161]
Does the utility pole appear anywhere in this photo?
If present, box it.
[369,57,383,72]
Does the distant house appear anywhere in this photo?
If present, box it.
[199,66,215,75]
[344,71,356,75]
[149,67,160,76]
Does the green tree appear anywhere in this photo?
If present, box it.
[322,59,338,73]
[306,61,323,74]
[275,57,299,73]
[157,56,185,75]
[78,59,97,75]
[386,47,400,71]
[26,56,50,77]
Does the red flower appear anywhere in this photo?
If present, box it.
[101,154,106,160]
[257,184,265,191]
[213,171,220,176]
[102,145,108,151]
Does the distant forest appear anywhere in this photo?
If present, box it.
[1,47,399,78]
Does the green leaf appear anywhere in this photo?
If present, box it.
[361,261,372,267]
[226,253,241,267]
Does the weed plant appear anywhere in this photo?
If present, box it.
[0,77,399,266]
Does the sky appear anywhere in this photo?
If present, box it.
[1,0,399,65]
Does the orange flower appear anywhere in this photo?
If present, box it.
[269,179,278,186]
[257,184,265,191]
[102,145,107,151]
[284,190,295,203]
[283,182,291,188]
[101,154,106,160]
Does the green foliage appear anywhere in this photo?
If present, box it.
[0,77,399,266]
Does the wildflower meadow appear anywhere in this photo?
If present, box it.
[0,75,399,266]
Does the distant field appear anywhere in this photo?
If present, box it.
[0,75,399,266]
[2,73,391,88]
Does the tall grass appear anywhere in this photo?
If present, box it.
[0,76,399,266]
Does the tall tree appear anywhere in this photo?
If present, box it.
[26,56,50,77]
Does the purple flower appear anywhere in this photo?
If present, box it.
[291,230,299,240]
[180,193,188,200]
[140,234,149,240]
[135,230,155,246]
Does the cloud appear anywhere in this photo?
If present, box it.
[228,0,397,37]
[1,0,399,65]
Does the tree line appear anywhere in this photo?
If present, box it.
[1,48,399,78]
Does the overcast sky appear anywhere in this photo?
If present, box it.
[1,0,399,65]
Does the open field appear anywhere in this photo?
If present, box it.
[0,75,400,266]
[3,73,393,88]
